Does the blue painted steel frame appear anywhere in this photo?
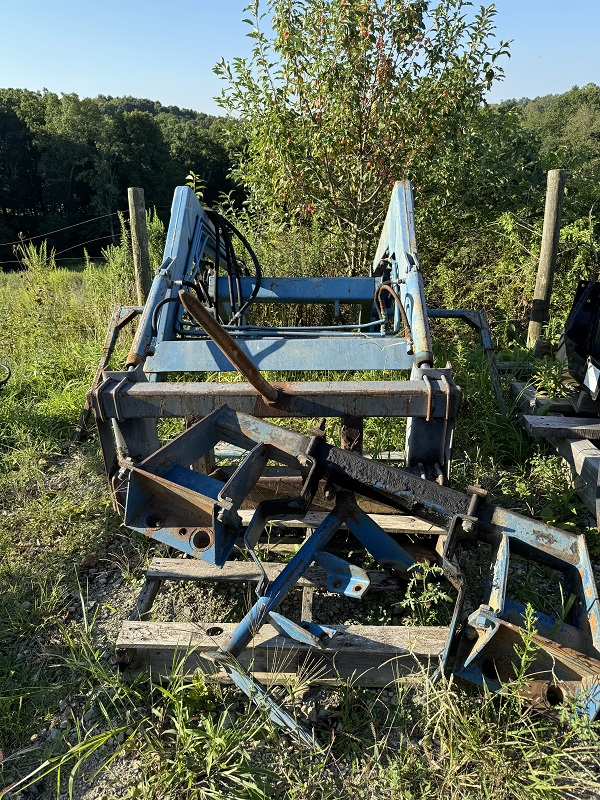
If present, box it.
[144,335,413,373]
[117,406,600,732]
[209,276,378,304]
[126,188,223,369]
[127,182,434,376]
[372,181,433,366]
[89,180,600,740]
[113,182,453,477]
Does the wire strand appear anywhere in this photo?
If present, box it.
[55,234,115,256]
[1,211,127,247]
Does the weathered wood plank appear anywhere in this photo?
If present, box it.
[301,586,315,623]
[496,362,534,375]
[511,382,600,516]
[510,381,573,416]
[569,390,600,415]
[145,557,403,591]
[547,435,600,516]
[237,509,444,535]
[116,621,449,685]
[510,382,576,415]
[523,415,600,440]
[129,578,162,622]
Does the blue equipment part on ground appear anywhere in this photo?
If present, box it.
[89,181,600,742]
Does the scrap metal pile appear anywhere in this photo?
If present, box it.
[89,182,600,741]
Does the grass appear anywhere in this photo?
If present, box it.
[1,230,600,798]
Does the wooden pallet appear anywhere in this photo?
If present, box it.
[116,512,448,686]
[511,382,600,516]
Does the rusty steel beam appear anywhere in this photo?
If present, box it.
[178,290,280,403]
[92,375,454,420]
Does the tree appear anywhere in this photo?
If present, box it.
[521,84,600,220]
[0,102,41,236]
[215,0,510,273]
[155,114,238,204]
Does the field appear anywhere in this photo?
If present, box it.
[1,230,600,800]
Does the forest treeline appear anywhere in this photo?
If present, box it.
[1,83,599,268]
[0,88,241,266]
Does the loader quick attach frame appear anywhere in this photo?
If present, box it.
[89,182,600,743]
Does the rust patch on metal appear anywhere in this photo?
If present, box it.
[179,290,279,403]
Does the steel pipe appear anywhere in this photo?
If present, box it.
[178,289,279,403]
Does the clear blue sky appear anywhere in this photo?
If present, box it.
[0,0,598,114]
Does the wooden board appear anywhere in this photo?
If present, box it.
[511,382,600,516]
[546,436,600,515]
[116,620,449,686]
[145,557,403,591]
[523,415,600,440]
[237,509,443,535]
[496,362,534,375]
[510,382,577,415]
[570,390,600,415]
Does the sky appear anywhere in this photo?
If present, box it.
[0,0,598,114]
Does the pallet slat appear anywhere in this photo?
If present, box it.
[237,509,443,535]
[523,415,600,440]
[546,436,600,515]
[511,382,600,516]
[510,382,577,414]
[145,557,402,591]
[116,621,449,685]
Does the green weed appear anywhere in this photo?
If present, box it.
[531,357,576,399]
[396,562,455,627]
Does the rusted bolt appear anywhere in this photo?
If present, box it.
[462,518,476,534]
[467,485,487,516]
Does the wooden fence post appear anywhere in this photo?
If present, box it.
[128,187,152,306]
[527,169,567,349]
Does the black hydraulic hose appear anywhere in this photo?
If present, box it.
[151,296,181,336]
[204,208,263,325]
[151,280,215,336]
[221,220,242,322]
[204,207,238,321]
[185,275,212,308]
[225,259,238,319]
[213,215,221,322]
[221,217,244,325]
